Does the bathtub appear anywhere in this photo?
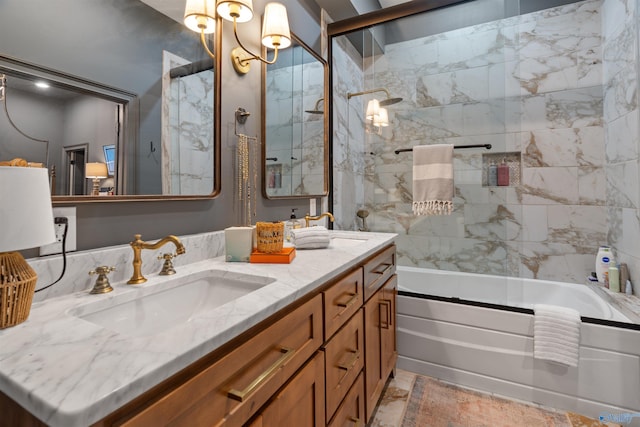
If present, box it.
[398,266,629,321]
[396,266,640,424]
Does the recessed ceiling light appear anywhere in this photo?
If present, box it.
[35,81,50,89]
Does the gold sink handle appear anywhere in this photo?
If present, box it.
[157,253,178,276]
[89,266,116,294]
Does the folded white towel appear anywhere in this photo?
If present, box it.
[291,226,330,249]
[533,304,581,367]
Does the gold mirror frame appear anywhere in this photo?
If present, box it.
[0,15,221,204]
[261,33,329,199]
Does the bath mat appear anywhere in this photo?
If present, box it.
[400,376,571,427]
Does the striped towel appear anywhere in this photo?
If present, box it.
[291,226,330,249]
[533,304,581,367]
[412,144,454,216]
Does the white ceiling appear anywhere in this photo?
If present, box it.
[139,0,185,24]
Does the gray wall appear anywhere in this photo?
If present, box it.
[1,0,323,253]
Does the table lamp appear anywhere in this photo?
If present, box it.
[85,162,108,196]
[0,166,56,328]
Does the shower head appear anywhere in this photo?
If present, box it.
[305,98,324,114]
[379,96,403,106]
[347,87,402,107]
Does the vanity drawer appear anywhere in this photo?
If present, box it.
[115,294,323,427]
[327,371,365,427]
[323,267,363,340]
[323,309,364,421]
[363,245,396,301]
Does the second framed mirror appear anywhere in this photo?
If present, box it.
[261,33,328,199]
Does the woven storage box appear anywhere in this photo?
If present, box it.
[1,252,37,329]
[256,222,284,253]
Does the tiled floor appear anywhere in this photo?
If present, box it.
[370,370,620,427]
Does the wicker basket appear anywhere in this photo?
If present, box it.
[256,222,284,253]
[0,252,38,329]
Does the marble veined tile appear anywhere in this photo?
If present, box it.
[546,205,607,245]
[520,167,579,205]
[606,110,639,163]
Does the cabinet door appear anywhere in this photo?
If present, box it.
[249,352,325,427]
[324,309,364,421]
[327,372,365,427]
[363,275,397,423]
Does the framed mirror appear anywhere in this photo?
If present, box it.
[0,0,221,202]
[261,33,328,199]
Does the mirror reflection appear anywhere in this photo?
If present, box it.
[0,0,219,199]
[262,34,328,198]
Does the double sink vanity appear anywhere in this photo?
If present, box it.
[0,230,397,426]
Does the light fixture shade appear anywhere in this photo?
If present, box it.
[261,2,291,49]
[0,167,55,252]
[86,162,108,179]
[216,0,253,23]
[374,107,389,127]
[366,99,380,121]
[184,0,217,33]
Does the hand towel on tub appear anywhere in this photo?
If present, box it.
[533,304,581,367]
[291,226,330,249]
[412,144,454,216]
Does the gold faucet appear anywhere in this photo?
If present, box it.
[127,234,186,285]
[304,212,335,228]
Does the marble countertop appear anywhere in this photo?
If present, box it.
[0,230,396,427]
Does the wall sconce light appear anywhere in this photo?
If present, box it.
[85,162,108,196]
[184,0,217,59]
[184,0,290,73]
[218,1,291,74]
[0,166,55,328]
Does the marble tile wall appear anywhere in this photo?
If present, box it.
[335,0,640,285]
[332,35,367,230]
[265,60,325,196]
[161,51,215,195]
[603,0,640,287]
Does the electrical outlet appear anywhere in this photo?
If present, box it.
[39,207,77,256]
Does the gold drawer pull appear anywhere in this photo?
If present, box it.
[372,263,393,275]
[349,417,364,427]
[228,347,295,402]
[337,292,359,308]
[379,300,391,329]
[338,349,360,371]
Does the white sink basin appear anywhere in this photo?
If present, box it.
[330,237,368,248]
[71,270,274,337]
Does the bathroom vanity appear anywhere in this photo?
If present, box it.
[0,231,396,426]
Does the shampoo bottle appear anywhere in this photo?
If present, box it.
[497,158,510,186]
[595,246,613,284]
[609,265,620,292]
[488,160,498,186]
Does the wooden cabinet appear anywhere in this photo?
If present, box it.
[327,372,366,427]
[107,294,324,427]
[3,244,397,427]
[247,352,325,427]
[364,275,397,421]
[323,310,364,421]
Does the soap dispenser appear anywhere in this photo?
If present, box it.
[285,208,301,241]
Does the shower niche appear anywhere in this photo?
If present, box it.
[481,152,521,187]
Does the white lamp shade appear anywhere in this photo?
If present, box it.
[216,0,253,23]
[374,107,389,127]
[86,162,108,179]
[184,0,217,34]
[0,167,55,252]
[365,99,380,121]
[261,2,291,49]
